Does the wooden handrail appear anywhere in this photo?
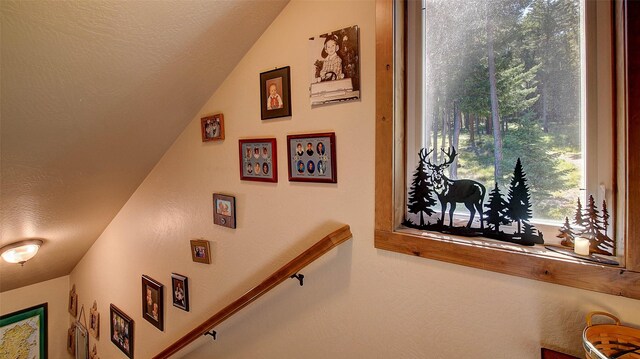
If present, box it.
[153,224,352,359]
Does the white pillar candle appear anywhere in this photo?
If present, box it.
[574,237,590,256]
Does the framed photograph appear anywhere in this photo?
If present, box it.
[260,66,291,120]
[141,275,164,331]
[239,138,277,182]
[0,303,48,358]
[90,344,99,359]
[110,304,134,359]
[309,25,360,107]
[89,301,99,338]
[67,323,76,355]
[171,273,189,312]
[201,113,224,142]
[213,193,236,228]
[190,239,211,264]
[287,132,337,183]
[68,284,78,317]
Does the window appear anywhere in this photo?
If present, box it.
[375,0,640,300]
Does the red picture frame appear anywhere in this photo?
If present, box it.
[238,138,278,182]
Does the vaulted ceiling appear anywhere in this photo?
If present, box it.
[0,0,289,292]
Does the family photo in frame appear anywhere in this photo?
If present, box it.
[190,239,211,264]
[239,138,278,182]
[141,275,164,331]
[309,25,360,106]
[213,193,236,228]
[260,66,291,120]
[287,132,337,183]
[200,113,224,142]
[171,273,189,312]
[110,304,133,358]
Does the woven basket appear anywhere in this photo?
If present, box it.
[583,311,640,359]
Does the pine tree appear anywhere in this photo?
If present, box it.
[557,216,575,247]
[506,158,532,234]
[601,200,610,234]
[407,149,437,227]
[573,197,583,226]
[484,183,510,233]
[581,195,604,241]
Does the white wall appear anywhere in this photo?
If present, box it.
[69,1,640,358]
[0,275,70,359]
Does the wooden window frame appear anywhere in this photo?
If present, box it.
[374,0,640,300]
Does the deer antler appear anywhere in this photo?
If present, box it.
[420,148,434,167]
[440,147,458,167]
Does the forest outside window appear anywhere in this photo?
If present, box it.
[374,0,640,300]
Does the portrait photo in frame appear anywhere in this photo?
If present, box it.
[89,300,100,338]
[0,303,48,358]
[190,239,211,264]
[68,284,78,317]
[141,275,164,331]
[110,304,134,359]
[287,132,337,183]
[200,113,224,142]
[171,273,189,312]
[213,193,236,228]
[260,66,291,120]
[239,138,277,182]
[309,25,360,106]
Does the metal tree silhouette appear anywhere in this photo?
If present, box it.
[484,183,510,233]
[407,149,437,227]
[506,158,532,235]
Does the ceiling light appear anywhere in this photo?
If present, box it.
[1,239,43,265]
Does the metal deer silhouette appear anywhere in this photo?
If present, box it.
[426,147,486,228]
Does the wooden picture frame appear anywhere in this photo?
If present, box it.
[69,284,78,317]
[171,273,189,312]
[260,66,292,120]
[89,344,99,359]
[67,322,76,355]
[239,138,278,182]
[213,193,236,228]
[110,304,134,359]
[89,301,99,338]
[141,275,164,331]
[287,132,337,183]
[201,113,224,142]
[190,239,211,264]
[0,303,48,358]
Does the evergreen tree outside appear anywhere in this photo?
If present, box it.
[506,158,532,234]
[484,183,510,232]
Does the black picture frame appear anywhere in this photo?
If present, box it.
[260,66,292,120]
[171,273,189,312]
[0,303,48,358]
[141,275,164,331]
[287,132,337,183]
[110,304,134,358]
[239,138,278,182]
[213,193,236,228]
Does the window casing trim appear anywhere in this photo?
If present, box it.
[374,0,640,300]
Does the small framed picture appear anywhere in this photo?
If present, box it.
[260,66,291,120]
[171,273,189,312]
[287,132,337,183]
[190,239,211,264]
[200,113,224,142]
[89,301,100,338]
[141,275,164,331]
[68,284,78,317]
[213,193,236,228]
[67,323,76,355]
[239,138,277,182]
[110,304,134,359]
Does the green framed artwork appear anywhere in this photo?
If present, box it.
[0,303,48,358]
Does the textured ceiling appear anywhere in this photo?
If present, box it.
[0,0,288,292]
